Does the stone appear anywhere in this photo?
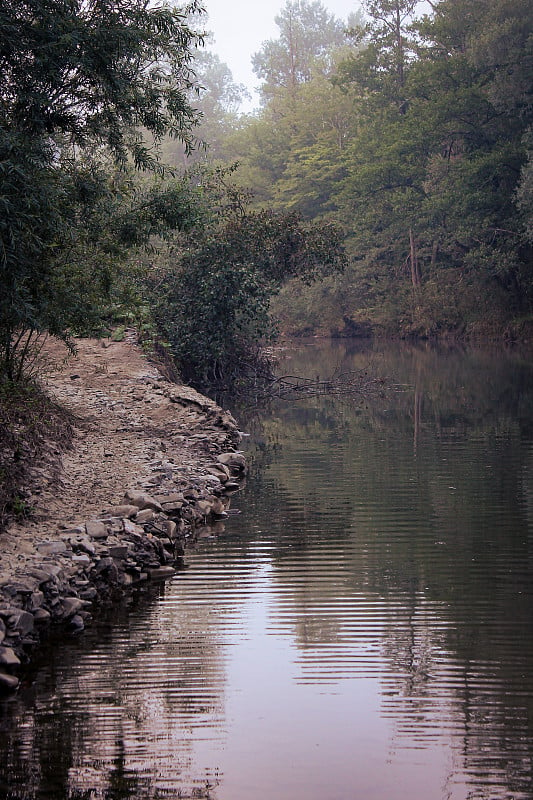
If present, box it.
[8,610,34,637]
[79,587,98,601]
[85,521,108,540]
[135,508,155,524]
[165,520,177,538]
[159,501,183,514]
[103,504,139,519]
[0,619,5,645]
[223,481,241,492]
[61,597,84,618]
[146,566,175,580]
[109,545,129,560]
[68,614,85,633]
[123,519,144,536]
[74,538,97,555]
[123,490,163,512]
[29,591,45,611]
[72,554,92,567]
[33,608,51,624]
[0,646,21,667]
[206,465,229,482]
[0,579,36,596]
[36,540,68,555]
[217,452,246,474]
[0,672,20,692]
[152,493,184,505]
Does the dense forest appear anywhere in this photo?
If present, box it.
[1,0,532,393]
[185,0,533,341]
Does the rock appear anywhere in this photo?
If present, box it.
[0,672,20,692]
[0,646,21,667]
[217,452,246,474]
[123,490,163,512]
[85,521,108,539]
[109,545,129,560]
[8,610,34,637]
[68,614,85,633]
[0,579,36,596]
[29,591,45,611]
[36,540,68,555]
[0,619,5,644]
[146,566,175,580]
[135,508,155,524]
[61,598,84,619]
[72,554,92,567]
[33,608,51,624]
[206,465,230,482]
[103,504,139,519]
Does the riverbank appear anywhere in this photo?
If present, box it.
[0,333,245,692]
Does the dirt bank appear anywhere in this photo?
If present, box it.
[0,333,245,691]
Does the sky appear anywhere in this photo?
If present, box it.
[202,0,364,111]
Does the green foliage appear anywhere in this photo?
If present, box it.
[252,0,348,102]
[0,0,205,380]
[149,172,347,391]
[215,0,533,338]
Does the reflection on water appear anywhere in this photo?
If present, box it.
[1,340,533,800]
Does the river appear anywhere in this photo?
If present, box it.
[1,339,533,800]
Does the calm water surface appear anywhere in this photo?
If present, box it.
[1,340,533,800]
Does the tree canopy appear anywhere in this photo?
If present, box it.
[0,0,205,379]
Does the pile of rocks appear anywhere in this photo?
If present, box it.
[0,449,246,693]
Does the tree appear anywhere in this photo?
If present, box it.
[252,0,347,103]
[149,169,347,392]
[0,0,204,380]
[328,0,533,335]
[162,50,251,166]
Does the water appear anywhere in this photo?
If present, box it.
[1,340,533,800]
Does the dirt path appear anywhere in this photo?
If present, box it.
[1,333,240,572]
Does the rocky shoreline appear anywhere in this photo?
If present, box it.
[0,337,246,693]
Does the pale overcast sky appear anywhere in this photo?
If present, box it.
[202,0,364,111]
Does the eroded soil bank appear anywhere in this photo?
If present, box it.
[0,334,245,692]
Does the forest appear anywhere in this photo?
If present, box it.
[1,0,532,395]
[189,0,533,342]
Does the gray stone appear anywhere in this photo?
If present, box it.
[79,587,98,601]
[26,568,56,585]
[146,566,175,580]
[74,538,97,555]
[103,504,139,519]
[207,465,230,482]
[0,579,37,595]
[0,646,21,667]
[217,451,246,473]
[85,521,108,540]
[123,490,163,512]
[8,610,34,637]
[72,554,92,567]
[68,614,85,633]
[61,598,84,618]
[135,508,155,524]
[0,619,5,645]
[0,672,20,692]
[29,591,45,611]
[36,540,68,555]
[33,608,51,624]
[109,545,129,560]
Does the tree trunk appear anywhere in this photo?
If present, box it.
[409,227,421,288]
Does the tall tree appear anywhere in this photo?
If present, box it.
[0,0,204,379]
[252,0,347,102]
